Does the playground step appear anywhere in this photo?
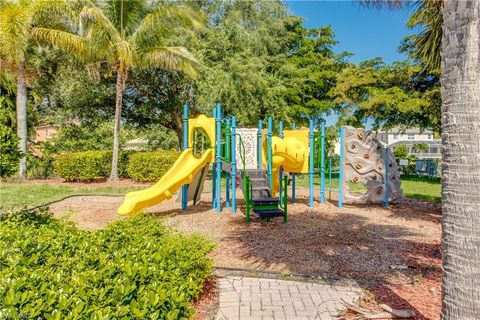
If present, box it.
[253,208,285,219]
[244,169,267,179]
[252,186,270,191]
[252,197,279,206]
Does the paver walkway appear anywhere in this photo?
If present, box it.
[215,277,361,320]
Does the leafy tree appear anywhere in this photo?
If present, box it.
[330,59,441,132]
[139,124,179,151]
[47,122,135,153]
[393,144,408,159]
[124,0,333,136]
[193,0,299,125]
[358,1,442,133]
[35,0,206,180]
[0,0,74,178]
[123,68,191,143]
[412,142,429,153]
[285,26,350,123]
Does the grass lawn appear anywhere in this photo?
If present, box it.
[0,183,146,211]
[1,174,441,212]
[400,176,441,203]
[293,174,441,203]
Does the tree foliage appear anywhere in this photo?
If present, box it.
[331,59,441,132]
[0,0,446,177]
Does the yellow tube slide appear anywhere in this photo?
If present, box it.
[118,149,214,216]
[262,135,309,195]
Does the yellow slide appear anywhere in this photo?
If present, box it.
[118,148,214,216]
[262,130,310,195]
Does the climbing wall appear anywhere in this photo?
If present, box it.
[342,126,403,204]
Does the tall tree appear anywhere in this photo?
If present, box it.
[0,0,72,178]
[330,59,441,132]
[193,0,299,125]
[440,0,480,318]
[35,0,205,180]
[285,26,350,123]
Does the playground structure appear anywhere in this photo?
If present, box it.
[118,104,403,219]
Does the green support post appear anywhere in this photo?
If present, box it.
[283,176,288,224]
[245,178,251,223]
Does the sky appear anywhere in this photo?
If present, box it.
[286,0,416,64]
[285,0,416,126]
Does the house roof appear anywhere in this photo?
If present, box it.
[390,140,441,147]
[34,124,60,129]
[377,127,434,134]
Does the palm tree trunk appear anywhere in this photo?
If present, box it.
[441,1,480,318]
[109,68,127,181]
[16,61,28,179]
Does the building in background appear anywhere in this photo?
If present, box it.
[376,127,441,159]
[34,124,58,143]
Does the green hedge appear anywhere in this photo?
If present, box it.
[53,151,130,181]
[127,151,181,182]
[0,210,214,319]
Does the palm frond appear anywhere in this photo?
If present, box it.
[0,1,31,63]
[31,0,78,28]
[31,27,92,60]
[406,0,442,72]
[131,5,206,49]
[80,6,121,43]
[103,0,147,37]
[140,46,200,78]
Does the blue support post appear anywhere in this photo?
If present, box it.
[384,146,389,207]
[338,126,345,208]
[225,119,231,208]
[215,103,222,212]
[291,123,296,203]
[257,120,263,169]
[181,104,189,211]
[267,117,273,191]
[279,120,284,202]
[320,120,326,203]
[211,106,216,208]
[231,116,237,213]
[308,118,315,207]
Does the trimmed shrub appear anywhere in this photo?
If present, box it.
[54,150,111,181]
[127,151,181,182]
[53,151,131,181]
[0,210,214,319]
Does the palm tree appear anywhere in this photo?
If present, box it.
[0,0,73,179]
[440,1,480,318]
[34,0,205,181]
[364,0,480,316]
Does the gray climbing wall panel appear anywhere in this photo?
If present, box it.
[342,126,403,204]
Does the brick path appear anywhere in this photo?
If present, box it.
[215,277,360,320]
